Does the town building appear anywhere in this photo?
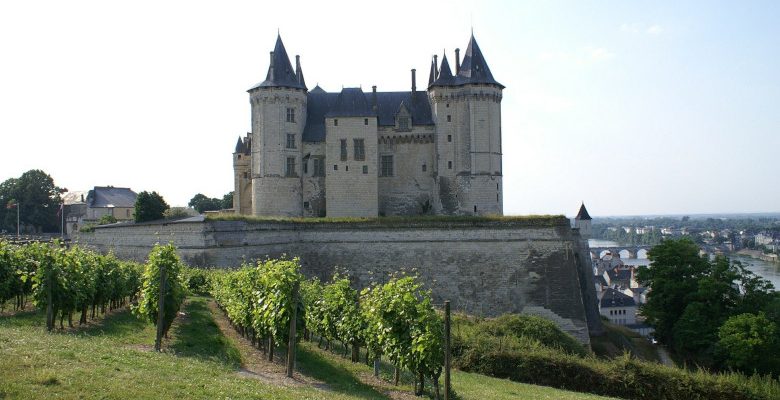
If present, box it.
[233,34,504,217]
[599,288,637,326]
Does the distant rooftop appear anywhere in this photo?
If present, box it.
[86,186,137,208]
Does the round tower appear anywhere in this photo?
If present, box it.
[248,35,308,217]
[428,35,504,215]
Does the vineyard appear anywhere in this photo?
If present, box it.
[0,240,142,330]
[211,261,446,396]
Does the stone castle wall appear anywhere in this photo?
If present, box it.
[75,217,599,344]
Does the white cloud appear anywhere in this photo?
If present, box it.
[621,23,664,36]
[646,25,664,35]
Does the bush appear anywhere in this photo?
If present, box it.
[457,349,778,400]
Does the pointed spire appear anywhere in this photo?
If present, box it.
[457,34,503,88]
[234,137,244,153]
[250,35,306,91]
[576,203,592,220]
[295,55,307,89]
[431,53,455,87]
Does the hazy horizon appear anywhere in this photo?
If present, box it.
[2,0,778,216]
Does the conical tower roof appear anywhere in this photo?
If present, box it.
[456,34,504,88]
[576,203,592,220]
[431,53,456,87]
[250,35,306,91]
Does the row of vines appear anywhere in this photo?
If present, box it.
[0,240,143,330]
[210,259,444,397]
[0,240,185,342]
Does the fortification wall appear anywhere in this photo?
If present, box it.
[76,217,599,344]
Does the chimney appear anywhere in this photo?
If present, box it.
[411,69,417,93]
[455,48,461,72]
[269,51,275,80]
[433,55,439,79]
[372,85,377,111]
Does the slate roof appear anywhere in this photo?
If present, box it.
[600,288,636,308]
[86,187,137,208]
[576,203,592,220]
[249,35,306,91]
[303,88,434,142]
[429,35,504,89]
[234,135,251,155]
[608,268,632,283]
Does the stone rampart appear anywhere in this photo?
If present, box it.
[76,217,600,344]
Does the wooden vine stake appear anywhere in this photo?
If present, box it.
[286,281,299,378]
[444,300,451,400]
[154,264,167,352]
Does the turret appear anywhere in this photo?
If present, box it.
[247,35,308,217]
[428,34,504,215]
[232,134,252,214]
[574,203,593,238]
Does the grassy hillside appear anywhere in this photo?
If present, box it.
[0,297,615,400]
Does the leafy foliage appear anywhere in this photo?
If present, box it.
[0,169,63,233]
[0,240,142,327]
[98,214,117,225]
[133,191,169,223]
[132,243,185,336]
[717,313,780,375]
[638,238,780,375]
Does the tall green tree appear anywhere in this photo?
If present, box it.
[0,170,63,233]
[636,238,709,345]
[134,191,169,223]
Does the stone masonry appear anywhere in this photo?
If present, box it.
[76,217,602,344]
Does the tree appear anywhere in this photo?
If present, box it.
[636,238,709,345]
[717,313,779,376]
[0,170,63,233]
[188,193,221,213]
[134,191,169,223]
[222,191,234,210]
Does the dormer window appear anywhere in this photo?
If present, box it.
[398,117,410,131]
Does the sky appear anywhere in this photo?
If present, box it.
[1,0,778,217]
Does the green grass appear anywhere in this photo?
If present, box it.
[590,321,660,362]
[0,297,616,400]
[206,212,566,226]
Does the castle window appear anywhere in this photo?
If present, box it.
[333,164,338,170]
[286,107,295,123]
[362,165,368,174]
[304,201,310,209]
[474,205,477,213]
[334,119,338,126]
[313,158,325,177]
[303,159,308,174]
[398,117,409,131]
[446,103,450,108]
[447,135,452,142]
[447,115,451,122]
[286,133,296,149]
[353,139,365,161]
[285,157,296,177]
[346,165,349,172]
[448,161,452,169]
[364,118,368,125]
[380,155,393,177]
[340,139,348,161]
[422,164,427,172]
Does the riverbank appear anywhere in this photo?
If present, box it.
[736,249,779,264]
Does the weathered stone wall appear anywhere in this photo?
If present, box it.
[377,126,436,216]
[325,116,378,217]
[76,217,600,344]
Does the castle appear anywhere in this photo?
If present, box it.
[233,34,504,217]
